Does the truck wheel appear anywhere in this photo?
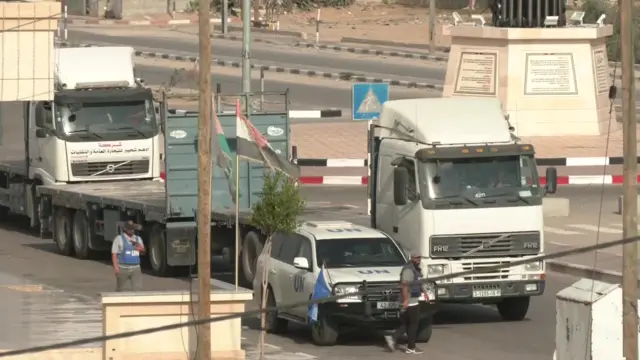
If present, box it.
[311,312,339,346]
[265,286,288,334]
[416,316,433,343]
[497,296,530,321]
[241,231,263,286]
[54,208,74,256]
[72,211,92,259]
[148,224,172,277]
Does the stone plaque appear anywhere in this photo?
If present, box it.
[454,52,497,95]
[592,48,610,95]
[524,53,578,95]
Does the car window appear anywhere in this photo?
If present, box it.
[276,233,301,265]
[297,236,313,267]
[315,237,406,268]
[270,233,286,259]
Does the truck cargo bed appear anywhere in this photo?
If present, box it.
[37,181,367,225]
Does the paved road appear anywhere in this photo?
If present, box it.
[0,184,622,359]
[136,64,432,111]
[68,29,446,85]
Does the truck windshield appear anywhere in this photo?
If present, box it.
[420,155,541,200]
[315,238,406,268]
[55,100,157,138]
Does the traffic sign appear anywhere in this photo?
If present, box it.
[351,83,389,121]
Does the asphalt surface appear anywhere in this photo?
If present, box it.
[0,184,623,359]
[135,64,432,112]
[68,29,446,86]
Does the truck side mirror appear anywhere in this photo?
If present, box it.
[35,128,48,138]
[393,167,409,206]
[545,167,557,195]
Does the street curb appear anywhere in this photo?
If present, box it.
[167,108,343,118]
[296,156,640,167]
[58,42,443,90]
[295,42,450,62]
[294,42,639,80]
[340,36,451,53]
[547,260,622,284]
[66,17,237,26]
[293,175,640,186]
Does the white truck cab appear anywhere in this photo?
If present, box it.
[369,97,558,322]
[30,46,161,185]
[253,221,438,346]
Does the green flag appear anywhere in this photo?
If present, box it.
[212,111,236,202]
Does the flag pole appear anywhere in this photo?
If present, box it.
[234,152,240,290]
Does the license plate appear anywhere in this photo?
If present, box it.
[377,301,400,310]
[472,290,502,298]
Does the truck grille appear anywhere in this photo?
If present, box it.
[430,232,540,258]
[462,261,511,281]
[70,160,150,177]
[358,282,402,302]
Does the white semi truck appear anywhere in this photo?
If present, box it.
[368,97,558,321]
[0,46,160,225]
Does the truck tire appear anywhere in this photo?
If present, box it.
[311,312,339,346]
[72,211,92,259]
[416,316,433,343]
[265,286,288,334]
[54,208,74,256]
[241,231,263,286]
[148,224,172,277]
[497,296,530,321]
[0,206,8,219]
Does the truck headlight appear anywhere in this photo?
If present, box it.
[525,261,543,272]
[334,285,360,301]
[427,264,449,277]
[422,281,436,301]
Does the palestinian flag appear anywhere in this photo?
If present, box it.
[235,100,300,178]
[212,108,236,201]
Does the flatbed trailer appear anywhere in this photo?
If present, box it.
[32,91,355,282]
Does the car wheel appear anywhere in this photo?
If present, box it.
[311,311,339,346]
[241,231,263,286]
[497,297,530,321]
[416,315,433,343]
[265,287,288,334]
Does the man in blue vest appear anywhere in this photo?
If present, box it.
[111,220,145,291]
[384,251,427,354]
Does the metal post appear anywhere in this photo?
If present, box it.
[196,0,213,356]
[242,0,251,93]
[260,68,265,111]
[527,0,532,27]
[516,0,522,27]
[621,0,638,353]
[429,0,435,53]
[315,9,320,46]
[222,0,228,34]
[216,83,222,111]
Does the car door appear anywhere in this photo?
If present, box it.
[263,233,286,304]
[290,235,315,319]
[274,233,301,314]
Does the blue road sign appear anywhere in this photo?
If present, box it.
[351,83,389,121]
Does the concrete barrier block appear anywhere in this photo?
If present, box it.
[543,197,570,217]
[616,195,640,215]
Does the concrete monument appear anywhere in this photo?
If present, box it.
[443,4,615,136]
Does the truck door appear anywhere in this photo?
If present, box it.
[29,102,57,181]
[391,157,423,254]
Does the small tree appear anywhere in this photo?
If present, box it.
[249,170,305,360]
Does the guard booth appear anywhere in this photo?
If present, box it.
[556,279,639,360]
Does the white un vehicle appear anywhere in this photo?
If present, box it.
[253,221,438,346]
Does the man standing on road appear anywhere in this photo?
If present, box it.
[384,251,427,354]
[111,220,145,291]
